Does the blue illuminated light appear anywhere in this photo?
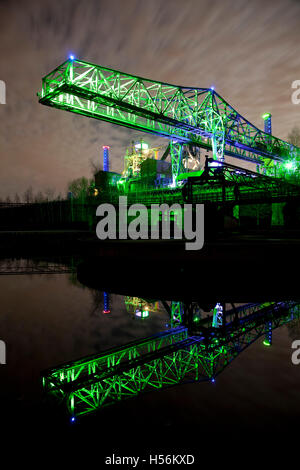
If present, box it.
[69,54,75,61]
[103,147,110,172]
[103,291,110,313]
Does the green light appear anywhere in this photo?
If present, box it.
[38,59,300,180]
[135,141,149,150]
[42,302,300,418]
[177,170,204,180]
[285,161,295,170]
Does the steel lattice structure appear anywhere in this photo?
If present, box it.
[42,301,300,419]
[38,58,300,181]
[181,158,300,203]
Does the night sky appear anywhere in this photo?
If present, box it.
[0,0,300,199]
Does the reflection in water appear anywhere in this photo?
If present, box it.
[42,300,300,420]
[0,257,75,275]
[0,259,169,403]
[1,257,300,430]
[125,297,162,319]
[103,292,110,314]
[287,317,300,340]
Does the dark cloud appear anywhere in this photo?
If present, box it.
[0,0,300,197]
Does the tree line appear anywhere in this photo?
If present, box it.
[0,187,64,204]
[1,131,299,204]
[0,158,102,204]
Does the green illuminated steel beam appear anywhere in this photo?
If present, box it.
[42,301,300,418]
[38,59,300,179]
[43,326,188,395]
[170,301,184,327]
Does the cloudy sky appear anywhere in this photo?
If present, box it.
[0,0,300,199]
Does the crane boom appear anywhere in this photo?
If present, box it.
[38,58,299,176]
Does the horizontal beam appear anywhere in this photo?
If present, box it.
[38,59,300,165]
[42,301,300,417]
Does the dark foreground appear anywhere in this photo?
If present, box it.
[0,232,299,466]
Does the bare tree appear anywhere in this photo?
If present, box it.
[89,157,102,176]
[44,187,55,201]
[287,318,300,340]
[23,186,33,203]
[14,193,20,203]
[67,177,91,199]
[34,191,45,203]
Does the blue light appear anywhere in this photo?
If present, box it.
[209,161,222,167]
[71,416,76,423]
[211,378,215,383]
[210,86,214,91]
[69,54,75,61]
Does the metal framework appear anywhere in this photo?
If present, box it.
[124,296,160,318]
[42,301,300,419]
[182,158,300,203]
[38,58,300,181]
[171,301,184,327]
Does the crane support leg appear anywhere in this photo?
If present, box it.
[170,140,184,184]
[212,131,225,162]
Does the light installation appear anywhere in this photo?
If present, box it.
[103,291,110,314]
[38,57,300,184]
[212,302,223,328]
[262,113,272,135]
[102,146,110,172]
[42,301,300,419]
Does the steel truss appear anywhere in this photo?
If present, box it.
[42,301,300,418]
[182,159,300,203]
[170,140,184,181]
[171,301,184,327]
[38,59,299,177]
[42,327,188,412]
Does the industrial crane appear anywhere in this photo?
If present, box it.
[38,56,300,184]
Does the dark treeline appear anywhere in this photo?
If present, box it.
[0,156,102,204]
[0,186,63,204]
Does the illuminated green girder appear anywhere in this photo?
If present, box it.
[42,327,188,399]
[170,301,183,327]
[38,59,300,179]
[42,301,300,418]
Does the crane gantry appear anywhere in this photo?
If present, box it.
[38,57,300,183]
